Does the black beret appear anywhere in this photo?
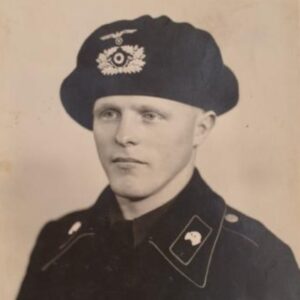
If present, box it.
[60,15,239,129]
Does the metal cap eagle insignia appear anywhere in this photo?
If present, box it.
[96,29,146,76]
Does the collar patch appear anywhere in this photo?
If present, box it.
[169,215,212,265]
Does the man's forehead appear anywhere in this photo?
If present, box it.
[94,95,202,114]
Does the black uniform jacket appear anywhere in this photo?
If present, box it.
[17,170,300,299]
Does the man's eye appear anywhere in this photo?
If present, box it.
[142,111,163,121]
[97,109,119,120]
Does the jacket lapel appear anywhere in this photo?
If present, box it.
[147,170,226,288]
[41,170,226,290]
[41,187,114,272]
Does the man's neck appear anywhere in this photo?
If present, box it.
[115,166,195,220]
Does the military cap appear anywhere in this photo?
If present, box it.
[60,15,239,129]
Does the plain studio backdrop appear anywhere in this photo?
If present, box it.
[0,0,299,298]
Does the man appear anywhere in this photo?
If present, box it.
[17,15,300,299]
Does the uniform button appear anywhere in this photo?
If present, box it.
[225,213,239,223]
[68,221,82,235]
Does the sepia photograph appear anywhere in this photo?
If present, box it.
[1,0,299,299]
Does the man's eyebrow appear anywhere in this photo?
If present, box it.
[133,104,170,115]
[94,102,171,115]
[93,102,121,113]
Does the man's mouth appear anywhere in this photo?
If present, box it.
[112,157,146,164]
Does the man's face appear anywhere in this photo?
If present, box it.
[93,95,207,200]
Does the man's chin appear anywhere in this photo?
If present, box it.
[113,191,148,202]
[109,183,151,202]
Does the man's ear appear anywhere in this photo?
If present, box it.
[193,110,216,147]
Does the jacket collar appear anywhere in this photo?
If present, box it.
[146,169,226,288]
[63,169,226,288]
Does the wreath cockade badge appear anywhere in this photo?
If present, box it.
[96,29,146,75]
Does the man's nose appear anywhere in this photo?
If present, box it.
[114,115,140,147]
